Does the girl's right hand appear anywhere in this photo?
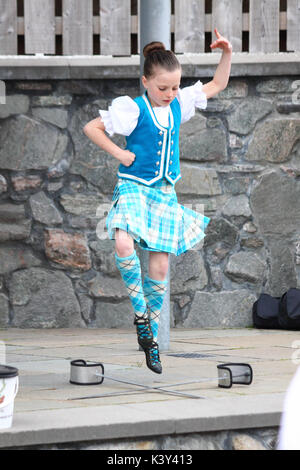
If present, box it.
[118,150,136,167]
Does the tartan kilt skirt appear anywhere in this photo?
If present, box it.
[105,177,210,256]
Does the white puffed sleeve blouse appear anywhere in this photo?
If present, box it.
[99,80,207,137]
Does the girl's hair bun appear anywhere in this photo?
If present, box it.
[142,41,181,78]
[143,41,166,58]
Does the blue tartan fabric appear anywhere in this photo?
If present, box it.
[106,177,210,256]
[143,274,168,342]
[114,250,147,319]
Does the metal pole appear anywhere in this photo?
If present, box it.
[139,0,171,91]
[139,0,171,352]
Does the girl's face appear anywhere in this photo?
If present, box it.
[142,67,181,108]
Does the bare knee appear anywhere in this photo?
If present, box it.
[115,228,134,257]
[149,253,169,281]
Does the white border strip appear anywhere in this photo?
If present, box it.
[0,52,299,67]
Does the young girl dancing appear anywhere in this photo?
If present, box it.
[84,28,232,374]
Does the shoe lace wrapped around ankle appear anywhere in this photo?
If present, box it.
[134,316,152,340]
[137,323,152,340]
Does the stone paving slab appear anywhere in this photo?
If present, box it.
[0,327,299,448]
[0,394,284,449]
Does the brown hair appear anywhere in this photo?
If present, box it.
[143,41,181,78]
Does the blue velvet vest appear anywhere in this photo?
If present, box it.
[117,92,182,186]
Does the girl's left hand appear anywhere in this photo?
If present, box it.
[210,28,232,52]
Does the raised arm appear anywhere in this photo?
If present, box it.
[202,28,232,99]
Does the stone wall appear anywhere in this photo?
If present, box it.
[0,76,300,328]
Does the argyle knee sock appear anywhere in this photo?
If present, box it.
[143,274,168,342]
[115,250,147,319]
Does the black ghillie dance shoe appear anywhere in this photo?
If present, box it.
[134,311,153,349]
[144,341,162,374]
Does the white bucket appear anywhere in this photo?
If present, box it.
[0,365,19,430]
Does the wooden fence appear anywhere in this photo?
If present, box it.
[0,0,299,56]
